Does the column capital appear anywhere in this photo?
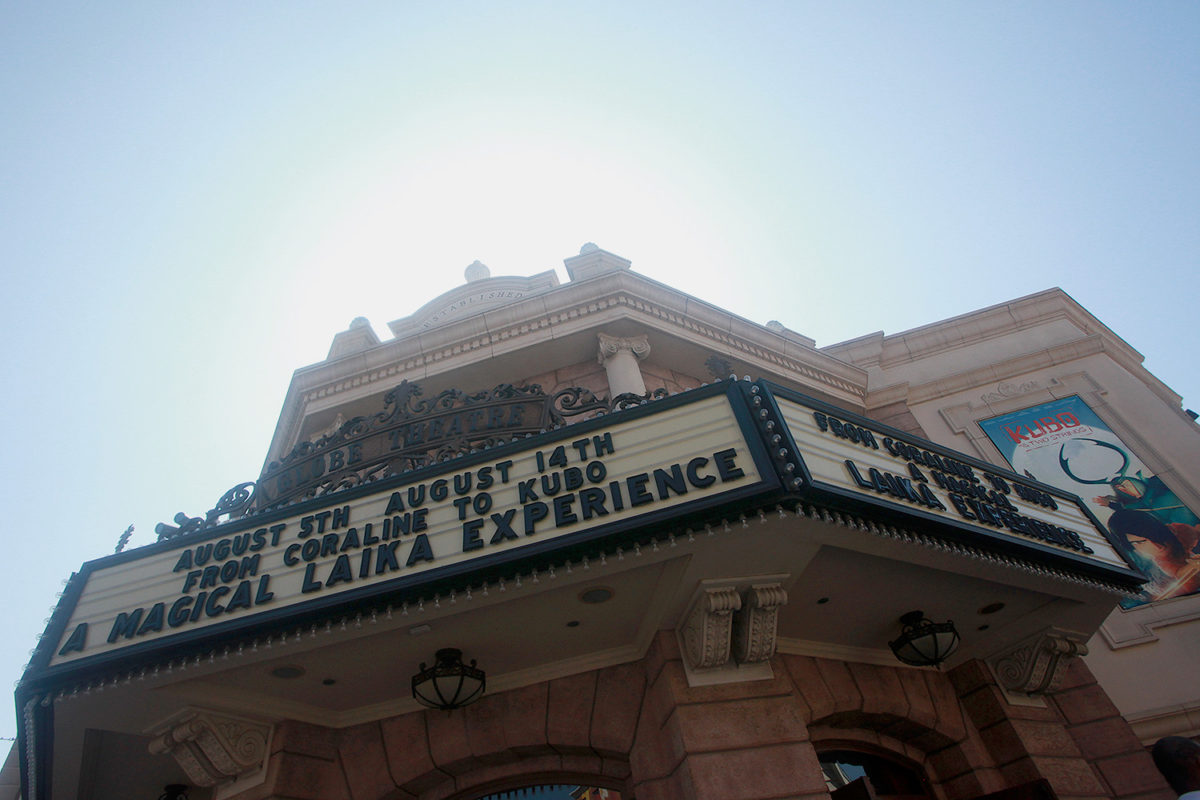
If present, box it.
[597,332,650,364]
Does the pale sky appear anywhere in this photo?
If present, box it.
[1,2,1197,740]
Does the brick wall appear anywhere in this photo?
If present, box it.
[230,638,1167,800]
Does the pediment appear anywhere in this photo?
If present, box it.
[388,270,559,339]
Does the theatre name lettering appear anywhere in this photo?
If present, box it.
[51,395,759,665]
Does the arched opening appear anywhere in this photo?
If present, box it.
[819,748,932,800]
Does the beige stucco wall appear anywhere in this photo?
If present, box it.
[828,288,1200,742]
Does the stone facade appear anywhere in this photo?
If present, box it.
[16,248,1195,800]
[230,634,1168,800]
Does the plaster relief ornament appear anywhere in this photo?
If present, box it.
[988,628,1088,696]
[147,710,272,787]
[732,583,788,664]
[681,586,742,670]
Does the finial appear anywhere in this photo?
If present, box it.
[579,242,600,255]
[465,260,490,282]
[349,316,370,329]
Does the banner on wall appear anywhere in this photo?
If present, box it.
[979,396,1200,607]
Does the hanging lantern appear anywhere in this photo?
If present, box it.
[411,648,486,710]
[888,611,960,667]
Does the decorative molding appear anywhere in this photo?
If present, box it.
[677,576,791,686]
[1126,697,1200,744]
[775,637,903,668]
[387,270,560,338]
[939,373,1089,461]
[1098,590,1200,649]
[981,380,1043,404]
[987,628,1089,696]
[276,275,870,456]
[147,709,272,787]
[732,583,788,663]
[680,586,742,670]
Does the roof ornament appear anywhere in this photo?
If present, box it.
[464,260,490,283]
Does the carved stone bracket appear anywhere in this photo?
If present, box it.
[732,583,789,664]
[987,628,1090,696]
[147,709,273,787]
[678,576,790,686]
[680,586,742,670]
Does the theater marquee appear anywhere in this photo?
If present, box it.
[43,384,777,672]
[760,384,1133,575]
[35,380,1143,681]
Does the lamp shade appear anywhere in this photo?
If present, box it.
[888,611,960,667]
[412,648,486,710]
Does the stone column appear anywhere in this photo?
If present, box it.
[597,333,650,398]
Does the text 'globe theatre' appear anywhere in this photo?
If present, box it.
[15,246,1200,800]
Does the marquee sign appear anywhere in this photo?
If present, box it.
[759,384,1139,580]
[41,383,777,673]
[33,380,1145,681]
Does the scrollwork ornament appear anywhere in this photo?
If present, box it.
[148,710,272,787]
[596,332,650,361]
[550,386,609,422]
[988,628,1088,696]
[209,482,256,520]
[732,583,788,664]
[161,379,659,535]
[681,587,742,669]
[375,379,426,423]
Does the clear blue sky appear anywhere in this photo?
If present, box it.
[1,2,1196,740]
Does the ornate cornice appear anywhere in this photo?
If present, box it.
[268,271,869,461]
[299,288,865,405]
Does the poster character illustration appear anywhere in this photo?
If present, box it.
[979,396,1200,608]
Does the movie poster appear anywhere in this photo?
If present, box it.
[979,396,1200,608]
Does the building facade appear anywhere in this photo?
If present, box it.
[15,246,1198,800]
